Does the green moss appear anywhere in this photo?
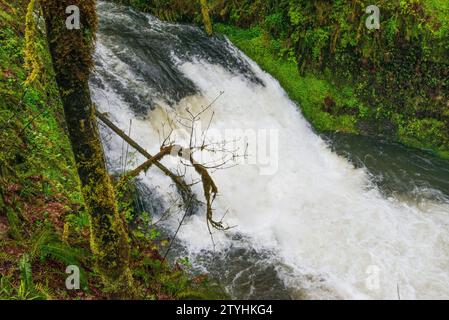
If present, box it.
[1,0,81,205]
[218,21,449,156]
[397,117,449,159]
[215,24,359,134]
[200,0,213,35]
[24,0,42,85]
[0,0,92,300]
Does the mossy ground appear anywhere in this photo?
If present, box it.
[0,0,225,300]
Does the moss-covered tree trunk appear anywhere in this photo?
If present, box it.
[200,0,213,35]
[39,0,133,297]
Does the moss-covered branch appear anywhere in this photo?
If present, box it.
[95,110,195,203]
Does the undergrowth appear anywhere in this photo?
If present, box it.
[0,0,226,300]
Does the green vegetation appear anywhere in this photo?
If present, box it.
[215,24,360,134]
[123,0,449,158]
[1,0,225,300]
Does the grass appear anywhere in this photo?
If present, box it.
[426,0,449,26]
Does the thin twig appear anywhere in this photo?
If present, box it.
[123,119,132,174]
[162,195,195,262]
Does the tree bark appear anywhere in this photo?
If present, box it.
[40,0,133,297]
[200,0,213,36]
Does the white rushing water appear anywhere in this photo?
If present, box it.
[91,3,449,300]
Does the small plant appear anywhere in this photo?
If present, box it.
[0,254,45,300]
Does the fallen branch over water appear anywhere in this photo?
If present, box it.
[116,144,227,231]
[95,108,195,205]
[95,92,230,233]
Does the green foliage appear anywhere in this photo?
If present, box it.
[263,12,286,37]
[132,251,228,300]
[397,117,449,157]
[40,243,86,273]
[0,254,45,300]
[215,24,358,134]
[0,0,82,207]
[32,227,86,267]
[131,211,161,241]
[66,210,90,232]
[6,208,22,240]
[1,0,227,300]
[18,254,33,293]
[1,1,88,300]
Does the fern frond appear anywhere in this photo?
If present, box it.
[0,252,17,264]
[30,227,57,259]
[39,242,89,288]
[34,283,53,300]
[18,254,33,292]
[0,276,13,299]
[40,242,86,266]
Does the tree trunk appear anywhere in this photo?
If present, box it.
[39,0,133,297]
[200,0,213,35]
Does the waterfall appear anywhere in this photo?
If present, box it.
[90,2,449,300]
